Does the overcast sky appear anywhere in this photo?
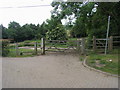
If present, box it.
[0,0,54,27]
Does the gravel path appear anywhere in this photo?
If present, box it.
[2,52,118,88]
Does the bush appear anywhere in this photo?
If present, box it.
[2,40,10,57]
[46,24,68,40]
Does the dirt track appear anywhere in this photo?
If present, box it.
[2,52,118,88]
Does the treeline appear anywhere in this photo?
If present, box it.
[1,19,68,42]
[1,2,120,42]
[51,2,120,38]
[1,22,48,42]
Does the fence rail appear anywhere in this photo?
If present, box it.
[9,36,119,56]
[10,42,42,56]
[93,36,119,53]
[96,39,109,40]
[45,38,86,55]
[113,41,120,43]
[113,36,120,38]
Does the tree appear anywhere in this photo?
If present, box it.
[46,24,67,40]
[51,1,120,39]
[0,24,8,39]
[21,24,35,41]
[3,21,47,42]
[86,2,120,38]
[46,16,62,30]
[7,21,21,42]
[72,17,87,38]
[51,1,94,38]
[2,40,10,57]
[44,16,68,40]
[37,22,48,39]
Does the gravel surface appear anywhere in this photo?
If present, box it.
[2,52,118,88]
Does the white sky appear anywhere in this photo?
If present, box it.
[0,0,54,27]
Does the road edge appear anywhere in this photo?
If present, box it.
[82,56,120,78]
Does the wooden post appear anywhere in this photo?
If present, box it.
[41,38,45,55]
[34,42,37,55]
[93,36,96,51]
[81,38,85,55]
[76,39,80,52]
[15,43,19,56]
[108,36,113,51]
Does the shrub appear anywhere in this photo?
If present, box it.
[1,40,10,57]
[46,24,68,40]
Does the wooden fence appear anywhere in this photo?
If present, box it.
[10,36,119,56]
[13,38,86,56]
[13,42,41,56]
[44,38,86,55]
[93,36,120,52]
[112,36,120,49]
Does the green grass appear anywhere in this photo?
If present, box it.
[7,38,78,57]
[8,38,78,57]
[46,43,69,48]
[23,40,41,43]
[46,40,77,49]
[108,49,119,54]
[7,48,41,57]
[10,38,78,48]
[79,55,86,61]
[9,39,41,47]
[68,38,77,40]
[86,50,119,75]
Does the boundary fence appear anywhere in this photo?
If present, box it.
[41,38,86,55]
[93,36,120,53]
[9,36,119,56]
[9,42,41,56]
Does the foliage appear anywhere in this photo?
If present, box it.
[87,2,120,38]
[1,2,119,43]
[45,16,67,40]
[21,24,35,41]
[51,2,94,38]
[2,40,10,57]
[2,21,46,42]
[37,22,48,38]
[0,25,8,39]
[46,24,67,40]
[51,1,120,38]
[7,21,21,41]
[72,17,87,38]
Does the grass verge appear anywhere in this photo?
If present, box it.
[7,48,41,57]
[86,49,119,75]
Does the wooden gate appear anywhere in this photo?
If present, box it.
[93,36,114,53]
[41,38,86,55]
